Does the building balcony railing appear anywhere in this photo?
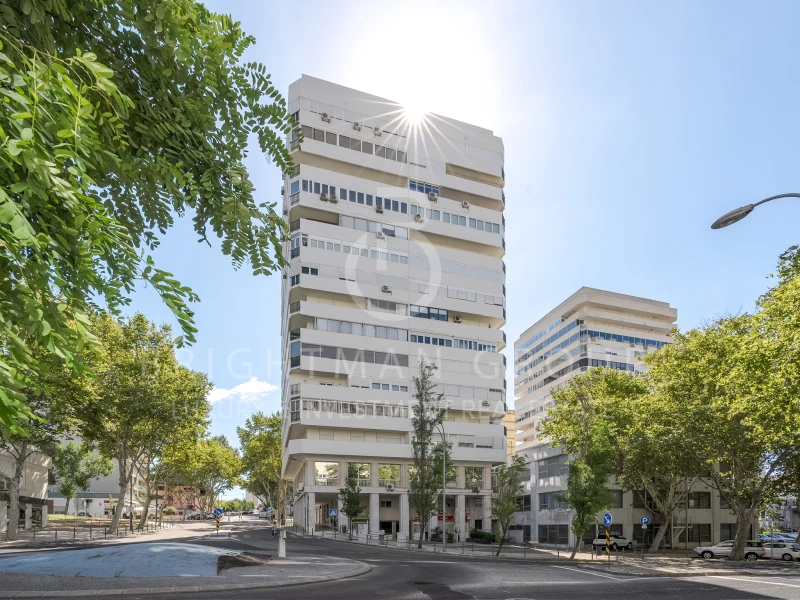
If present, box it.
[314,477,340,487]
[290,384,301,396]
[356,478,371,487]
[378,479,400,488]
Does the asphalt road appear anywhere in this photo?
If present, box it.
[87,524,800,600]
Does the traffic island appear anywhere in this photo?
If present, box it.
[0,542,372,597]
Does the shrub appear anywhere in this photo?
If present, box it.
[470,529,494,543]
[162,506,177,516]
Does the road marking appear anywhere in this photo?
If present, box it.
[708,576,800,588]
[551,565,627,581]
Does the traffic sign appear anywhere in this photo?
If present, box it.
[213,508,223,517]
[602,512,613,527]
[640,516,650,526]
[642,524,648,530]
[329,509,337,517]
[215,517,220,531]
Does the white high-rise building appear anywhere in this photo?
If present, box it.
[281,76,507,541]
[513,288,740,549]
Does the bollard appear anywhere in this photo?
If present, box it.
[279,530,286,558]
[33,528,35,541]
[55,529,57,541]
[89,527,92,539]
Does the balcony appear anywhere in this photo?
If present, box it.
[379,478,400,488]
[314,477,340,487]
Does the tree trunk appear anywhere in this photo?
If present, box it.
[730,506,758,561]
[138,496,152,530]
[6,442,27,541]
[417,518,425,548]
[108,454,128,533]
[570,534,580,559]
[495,533,505,556]
[649,510,670,553]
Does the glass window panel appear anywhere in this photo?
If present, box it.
[326,132,337,145]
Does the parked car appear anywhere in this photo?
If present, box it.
[258,510,267,519]
[694,540,766,561]
[592,534,632,550]
[765,542,800,561]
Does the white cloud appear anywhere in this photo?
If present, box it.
[208,377,278,405]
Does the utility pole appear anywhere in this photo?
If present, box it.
[129,467,134,533]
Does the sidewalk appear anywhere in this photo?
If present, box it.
[0,520,230,554]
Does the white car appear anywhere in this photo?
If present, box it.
[258,510,267,519]
[592,534,633,550]
[765,542,800,561]
[694,540,766,561]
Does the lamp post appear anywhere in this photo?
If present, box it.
[711,193,800,229]
[431,385,451,552]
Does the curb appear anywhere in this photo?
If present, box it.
[0,560,373,597]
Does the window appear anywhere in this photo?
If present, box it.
[314,462,339,486]
[378,464,400,487]
[538,455,569,478]
[465,467,483,489]
[688,491,711,509]
[608,489,623,508]
[515,495,531,511]
[290,180,300,196]
[380,500,392,508]
[720,523,737,541]
[679,523,712,543]
[538,524,569,545]
[538,492,568,510]
[326,132,336,145]
[301,267,318,276]
[349,463,370,486]
[410,305,449,321]
[290,274,300,286]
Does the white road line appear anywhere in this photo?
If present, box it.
[708,575,800,588]
[551,565,627,581]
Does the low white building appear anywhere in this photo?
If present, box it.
[0,450,51,531]
[49,458,147,518]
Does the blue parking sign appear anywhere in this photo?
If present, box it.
[640,516,650,526]
[603,512,613,527]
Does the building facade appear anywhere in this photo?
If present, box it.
[281,76,507,541]
[0,450,51,532]
[513,288,740,548]
[503,410,517,460]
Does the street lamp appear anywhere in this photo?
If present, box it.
[711,193,800,229]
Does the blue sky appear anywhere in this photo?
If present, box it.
[129,1,800,497]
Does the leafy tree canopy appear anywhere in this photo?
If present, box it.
[0,0,295,430]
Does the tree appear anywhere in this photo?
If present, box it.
[193,436,242,514]
[0,0,297,430]
[0,347,85,540]
[238,412,291,524]
[644,315,800,561]
[539,368,625,558]
[79,313,212,533]
[50,441,113,516]
[408,361,447,549]
[491,455,527,556]
[339,465,363,540]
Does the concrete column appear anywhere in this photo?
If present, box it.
[429,514,438,539]
[482,494,493,533]
[456,494,466,542]
[24,504,31,530]
[456,466,465,489]
[339,461,348,486]
[0,501,7,533]
[306,492,316,534]
[371,462,379,488]
[399,493,410,541]
[623,491,634,540]
[41,504,48,527]
[369,493,380,535]
[337,496,348,534]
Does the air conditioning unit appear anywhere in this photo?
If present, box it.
[376,206,384,213]
[376,232,385,240]
[386,484,395,492]
[353,122,361,131]
[428,192,438,202]
[630,341,636,347]
[454,316,462,324]
[471,485,480,494]
[320,193,329,201]
[298,482,304,492]
[482,400,490,407]
[329,193,337,201]
[414,213,423,222]
[462,201,470,209]
[283,208,288,216]
[321,113,331,123]
[373,127,382,136]
[590,336,598,342]
[282,273,287,279]
[281,187,285,196]
[329,196,338,204]
[382,285,392,294]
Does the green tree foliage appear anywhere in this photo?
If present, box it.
[192,436,243,514]
[50,441,113,516]
[0,1,296,430]
[408,361,447,548]
[338,464,363,540]
[79,313,212,533]
[539,368,626,558]
[237,411,291,523]
[491,455,527,556]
